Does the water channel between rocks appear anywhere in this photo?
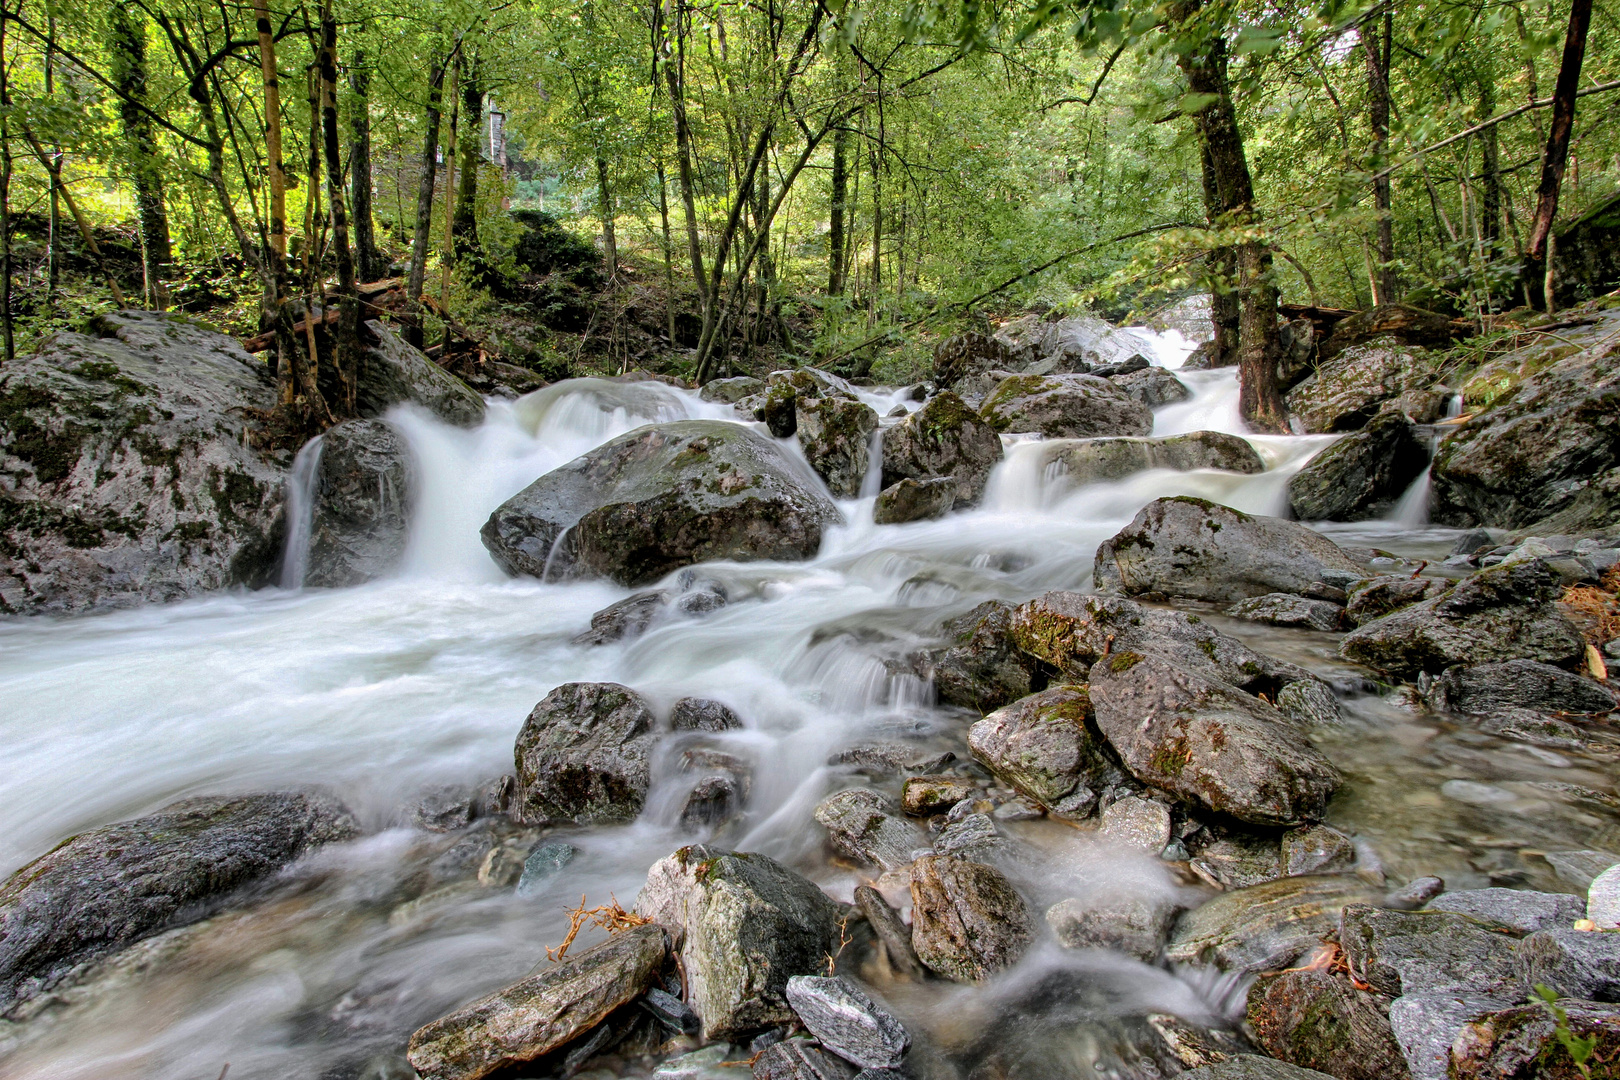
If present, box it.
[0,329,1610,1080]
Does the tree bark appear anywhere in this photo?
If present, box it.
[1477,68,1502,246]
[664,4,707,306]
[869,141,882,321]
[1176,14,1286,432]
[596,156,617,281]
[349,50,383,282]
[1199,144,1240,367]
[1363,2,1397,303]
[453,57,481,256]
[828,123,847,296]
[320,2,358,415]
[0,12,12,363]
[109,1,171,308]
[437,58,461,354]
[657,161,676,344]
[406,53,450,348]
[1526,0,1593,304]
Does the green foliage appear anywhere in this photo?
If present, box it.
[1534,984,1598,1079]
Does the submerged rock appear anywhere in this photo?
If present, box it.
[909,854,1032,982]
[1166,876,1382,973]
[872,477,955,525]
[798,395,879,498]
[978,373,1153,439]
[482,421,840,586]
[813,789,927,872]
[966,686,1110,805]
[405,922,667,1080]
[512,682,658,825]
[670,697,744,732]
[1038,430,1264,486]
[1339,560,1587,679]
[1246,968,1409,1080]
[1225,593,1346,632]
[303,418,415,588]
[1098,795,1173,852]
[0,310,286,615]
[636,846,844,1040]
[1094,497,1364,603]
[1287,414,1432,522]
[0,791,357,1011]
[785,975,910,1069]
[1045,893,1178,961]
[880,392,1002,507]
[900,776,978,817]
[854,885,926,981]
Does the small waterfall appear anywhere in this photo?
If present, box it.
[278,436,325,589]
[1389,397,1460,526]
[859,428,885,499]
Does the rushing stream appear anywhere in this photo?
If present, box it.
[0,330,1613,1080]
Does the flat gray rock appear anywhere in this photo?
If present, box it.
[1423,887,1584,933]
[1178,1055,1337,1080]
[909,855,1031,982]
[1339,904,1521,998]
[1388,992,1510,1080]
[1167,876,1382,973]
[813,789,927,872]
[785,976,909,1069]
[1225,593,1346,632]
[1593,863,1620,928]
[1516,926,1620,1001]
[752,1039,857,1080]
[1045,894,1177,961]
[1098,796,1172,852]
[966,686,1111,804]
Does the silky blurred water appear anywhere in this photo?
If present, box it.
[1,336,1612,1080]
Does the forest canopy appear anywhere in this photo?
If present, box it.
[0,0,1615,422]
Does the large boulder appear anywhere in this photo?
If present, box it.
[1247,968,1410,1080]
[1317,305,1463,364]
[978,373,1153,439]
[1339,560,1588,680]
[880,392,1002,507]
[932,332,1016,388]
[756,368,861,438]
[636,846,843,1040]
[357,320,486,427]
[872,476,955,524]
[406,923,668,1080]
[1287,414,1432,522]
[1037,431,1264,487]
[909,854,1032,982]
[482,421,840,586]
[797,395,878,498]
[1093,497,1364,603]
[0,791,357,1011]
[1089,650,1341,826]
[1286,337,1437,433]
[966,687,1112,805]
[301,418,414,587]
[512,682,658,825]
[1425,659,1616,716]
[1431,312,1620,532]
[0,310,286,614]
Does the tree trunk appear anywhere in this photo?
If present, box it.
[300,65,328,417]
[437,59,461,354]
[1477,68,1502,246]
[406,54,449,348]
[1526,0,1594,304]
[664,7,706,305]
[657,161,676,344]
[1200,144,1240,367]
[0,12,12,363]
[828,123,847,296]
[320,2,358,415]
[44,10,59,310]
[1176,15,1286,432]
[453,58,481,256]
[596,156,617,281]
[1363,2,1397,303]
[109,0,171,308]
[349,49,383,282]
[869,143,882,321]
[250,0,300,401]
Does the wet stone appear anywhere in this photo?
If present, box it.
[1515,926,1620,1001]
[1338,904,1522,998]
[901,776,978,817]
[909,855,1032,983]
[670,697,744,732]
[1423,887,1584,933]
[1449,998,1620,1080]
[1098,796,1172,852]
[1542,850,1619,888]
[1190,836,1284,890]
[513,682,658,826]
[813,789,928,872]
[516,841,577,897]
[1178,1056,1338,1080]
[932,813,1004,862]
[752,1039,857,1080]
[785,975,910,1069]
[1225,593,1346,632]
[853,885,926,981]
[873,477,956,525]
[1045,894,1177,961]
[1592,863,1620,928]
[681,774,745,831]
[1246,968,1408,1080]
[1281,825,1357,877]
[966,686,1110,805]
[1166,876,1383,973]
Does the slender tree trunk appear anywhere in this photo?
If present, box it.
[1526,0,1593,305]
[1477,70,1502,247]
[664,7,707,306]
[44,10,59,310]
[320,2,358,415]
[251,0,300,401]
[109,1,171,308]
[828,123,847,296]
[300,65,328,416]
[657,161,677,344]
[869,143,882,322]
[596,156,617,281]
[0,14,12,363]
[1176,12,1286,432]
[1363,2,1397,303]
[1200,144,1240,367]
[437,59,460,355]
[349,50,382,282]
[453,57,481,257]
[406,53,449,348]
[21,132,127,307]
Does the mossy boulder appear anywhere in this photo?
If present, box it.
[302,418,415,588]
[797,394,879,498]
[966,686,1111,805]
[1247,968,1410,1080]
[1288,413,1432,522]
[355,320,486,428]
[923,599,1042,711]
[1286,337,1439,433]
[880,391,1003,507]
[512,682,658,825]
[978,372,1152,439]
[1094,496,1365,603]
[0,310,287,615]
[909,854,1032,983]
[481,420,841,586]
